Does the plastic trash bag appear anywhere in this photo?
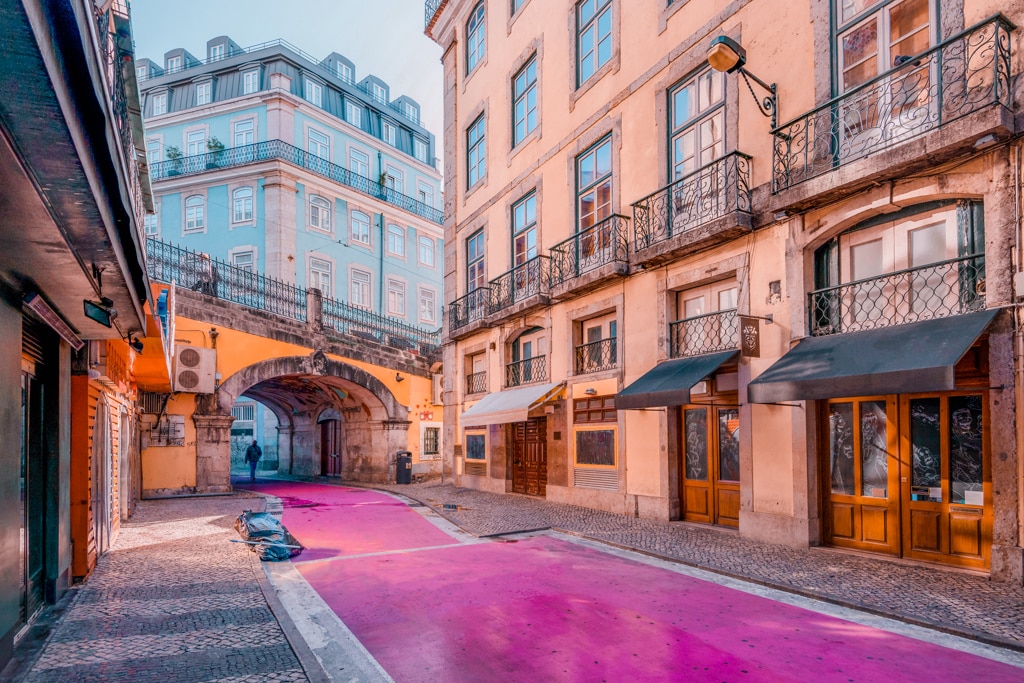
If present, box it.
[233,510,303,561]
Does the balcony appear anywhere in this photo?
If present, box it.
[670,309,739,359]
[150,140,443,225]
[488,255,550,322]
[466,371,487,395]
[575,338,618,375]
[549,215,629,301]
[448,288,491,340]
[808,254,986,337]
[506,356,548,388]
[632,152,753,268]
[424,0,447,32]
[772,15,1013,209]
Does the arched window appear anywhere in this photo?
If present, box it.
[232,187,253,223]
[466,2,486,73]
[310,195,332,231]
[350,210,370,244]
[185,195,204,231]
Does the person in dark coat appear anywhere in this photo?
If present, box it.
[244,440,262,482]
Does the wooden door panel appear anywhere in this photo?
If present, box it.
[831,503,855,539]
[715,488,740,528]
[908,509,943,553]
[683,484,710,520]
[949,509,983,557]
[860,505,891,545]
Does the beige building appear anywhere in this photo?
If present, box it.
[426,0,1024,581]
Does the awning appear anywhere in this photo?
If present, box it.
[461,382,564,427]
[616,350,739,410]
[747,309,1000,403]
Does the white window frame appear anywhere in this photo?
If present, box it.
[151,92,167,116]
[233,118,255,147]
[210,44,225,61]
[308,128,330,160]
[308,256,333,295]
[230,249,255,271]
[232,187,254,224]
[146,137,161,162]
[184,195,205,232]
[166,55,182,72]
[413,138,428,162]
[383,166,405,193]
[186,129,207,156]
[338,62,353,83]
[309,195,333,232]
[372,82,387,102]
[195,81,212,106]
[243,69,259,94]
[418,236,435,267]
[387,224,406,257]
[350,268,372,309]
[144,213,159,237]
[136,65,148,80]
[387,278,407,317]
[346,101,363,128]
[304,79,324,107]
[350,148,370,177]
[382,121,397,146]
[350,210,371,245]
[418,287,436,324]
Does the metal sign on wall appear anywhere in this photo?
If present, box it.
[740,316,760,358]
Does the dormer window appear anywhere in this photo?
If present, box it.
[210,44,225,61]
[196,81,212,106]
[305,79,323,107]
[167,55,182,72]
[372,82,386,103]
[338,62,353,83]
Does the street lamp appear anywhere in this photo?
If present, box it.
[706,35,778,129]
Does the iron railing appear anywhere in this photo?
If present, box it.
[633,152,752,251]
[808,254,986,336]
[489,256,549,314]
[550,215,629,287]
[425,0,445,29]
[773,15,1013,193]
[506,356,547,387]
[321,296,440,356]
[146,239,307,322]
[466,371,487,394]
[150,140,442,224]
[448,288,490,332]
[670,309,739,358]
[575,338,617,374]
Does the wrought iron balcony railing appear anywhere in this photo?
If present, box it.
[321,297,440,356]
[424,0,445,29]
[575,338,618,374]
[808,253,986,336]
[773,15,1013,193]
[448,288,490,332]
[150,140,443,224]
[466,371,487,394]
[670,309,739,358]
[489,256,549,314]
[506,356,547,387]
[549,215,629,287]
[633,152,752,251]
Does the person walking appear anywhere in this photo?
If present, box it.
[244,440,262,482]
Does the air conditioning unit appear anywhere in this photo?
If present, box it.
[173,345,216,393]
[431,373,443,406]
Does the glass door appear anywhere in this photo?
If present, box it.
[681,402,740,528]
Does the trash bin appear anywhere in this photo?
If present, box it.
[396,451,412,484]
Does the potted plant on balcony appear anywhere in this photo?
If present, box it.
[165,145,183,176]
[206,136,225,169]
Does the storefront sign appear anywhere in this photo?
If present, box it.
[740,316,760,358]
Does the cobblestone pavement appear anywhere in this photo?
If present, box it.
[376,480,1024,651]
[8,494,311,683]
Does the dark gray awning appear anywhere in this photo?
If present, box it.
[616,351,738,410]
[747,309,1000,403]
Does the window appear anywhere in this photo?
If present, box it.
[167,55,182,72]
[151,92,167,116]
[577,314,617,373]
[414,138,429,162]
[144,213,158,236]
[309,195,332,231]
[346,101,363,128]
[423,427,440,455]
[577,0,612,85]
[184,195,205,231]
[351,269,371,308]
[210,44,225,61]
[231,250,255,271]
[512,192,537,265]
[512,56,538,146]
[309,257,332,294]
[382,121,397,146]
[372,82,387,102]
[243,70,259,94]
[466,353,487,394]
[196,81,211,106]
[232,402,255,421]
[577,137,612,231]
[466,3,486,73]
[387,279,406,316]
[337,62,353,83]
[186,130,206,156]
[574,397,617,468]
[670,69,725,179]
[232,187,253,223]
[418,236,436,266]
[403,102,418,122]
[387,224,405,256]
[308,129,330,159]
[146,137,161,162]
[467,230,485,289]
[465,432,486,460]
[350,210,370,245]
[467,115,486,188]
[673,281,738,357]
[419,288,436,324]
[350,148,370,177]
[136,66,147,80]
[418,182,435,208]
[304,79,323,107]
[837,0,932,94]
[233,119,254,147]
[512,0,526,13]
[384,166,404,193]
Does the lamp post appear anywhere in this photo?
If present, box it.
[706,35,778,129]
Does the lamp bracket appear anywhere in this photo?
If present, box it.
[738,68,777,129]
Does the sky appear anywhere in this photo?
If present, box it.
[130,0,444,152]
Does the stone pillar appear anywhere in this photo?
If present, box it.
[192,414,234,494]
[290,420,319,477]
[307,288,323,333]
[263,170,298,283]
[277,424,294,475]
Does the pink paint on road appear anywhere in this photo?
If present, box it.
[240,481,457,562]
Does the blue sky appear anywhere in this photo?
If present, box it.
[131,0,444,142]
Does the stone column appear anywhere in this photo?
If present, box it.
[290,420,319,477]
[263,170,298,283]
[307,288,323,333]
[277,425,294,475]
[192,414,235,493]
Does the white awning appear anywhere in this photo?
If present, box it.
[461,382,564,427]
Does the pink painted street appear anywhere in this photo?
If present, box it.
[244,481,1024,682]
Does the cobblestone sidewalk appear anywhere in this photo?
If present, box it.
[377,480,1024,651]
[6,494,311,683]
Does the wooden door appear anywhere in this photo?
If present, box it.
[823,397,900,555]
[900,393,990,569]
[512,418,547,496]
[320,419,342,477]
[680,403,740,528]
